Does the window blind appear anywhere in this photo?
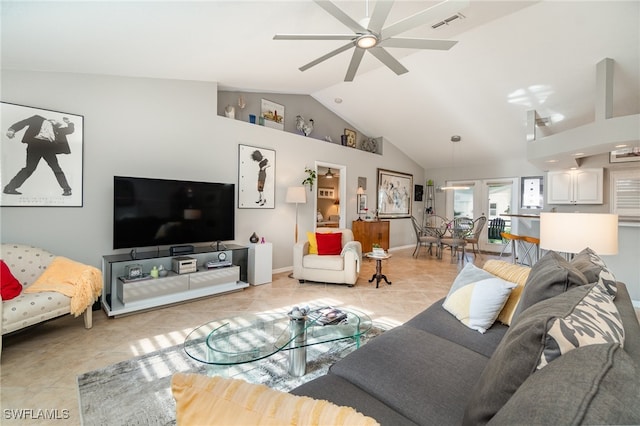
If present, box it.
[610,169,640,218]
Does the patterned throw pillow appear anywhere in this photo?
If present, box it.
[443,263,516,334]
[463,284,624,426]
[571,247,617,296]
[538,284,624,369]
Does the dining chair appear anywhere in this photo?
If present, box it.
[464,215,487,258]
[411,216,443,258]
[422,214,448,258]
[440,217,474,262]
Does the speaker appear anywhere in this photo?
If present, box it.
[414,184,424,202]
[170,245,195,256]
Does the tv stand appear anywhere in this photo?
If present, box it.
[101,244,248,317]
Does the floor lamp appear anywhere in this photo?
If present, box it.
[540,212,618,258]
[286,186,307,243]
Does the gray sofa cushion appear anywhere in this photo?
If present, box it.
[405,299,508,358]
[488,344,640,425]
[330,325,489,426]
[571,247,606,283]
[614,283,640,362]
[463,284,622,425]
[511,251,588,323]
[291,373,419,426]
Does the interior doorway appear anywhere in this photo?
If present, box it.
[315,162,346,229]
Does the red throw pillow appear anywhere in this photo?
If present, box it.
[1,260,22,300]
[316,232,342,255]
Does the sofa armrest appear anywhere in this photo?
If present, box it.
[293,241,309,279]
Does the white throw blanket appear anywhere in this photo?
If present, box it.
[340,243,362,273]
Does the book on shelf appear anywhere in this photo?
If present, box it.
[312,307,348,326]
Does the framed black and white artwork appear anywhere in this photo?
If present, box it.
[1,102,83,207]
[238,144,276,209]
[377,168,413,218]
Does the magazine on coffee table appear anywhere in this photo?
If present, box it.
[312,307,348,326]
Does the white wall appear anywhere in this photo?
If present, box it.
[0,70,424,271]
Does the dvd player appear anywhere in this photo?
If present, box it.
[206,260,232,269]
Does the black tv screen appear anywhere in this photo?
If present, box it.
[113,176,235,250]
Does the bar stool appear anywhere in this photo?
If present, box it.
[499,232,523,264]
[520,236,540,266]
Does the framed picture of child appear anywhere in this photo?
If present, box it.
[238,144,276,209]
[1,102,84,207]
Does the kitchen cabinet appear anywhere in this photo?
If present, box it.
[547,168,603,205]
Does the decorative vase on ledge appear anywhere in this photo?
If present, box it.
[250,232,259,243]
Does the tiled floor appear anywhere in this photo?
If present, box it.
[1,247,637,425]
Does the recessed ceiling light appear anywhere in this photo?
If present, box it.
[573,152,584,156]
[614,144,628,148]
[546,159,558,163]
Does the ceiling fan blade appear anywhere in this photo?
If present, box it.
[382,0,470,39]
[345,48,366,82]
[274,34,356,41]
[367,0,394,33]
[379,37,458,50]
[314,0,366,33]
[368,47,409,76]
[299,41,355,72]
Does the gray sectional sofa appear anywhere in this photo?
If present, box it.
[292,251,640,425]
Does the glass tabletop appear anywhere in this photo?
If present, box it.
[183,307,372,365]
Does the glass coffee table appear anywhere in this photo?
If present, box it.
[183,307,372,377]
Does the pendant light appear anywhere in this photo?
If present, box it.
[325,168,334,178]
[440,136,470,190]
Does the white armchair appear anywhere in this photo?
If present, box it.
[293,228,362,286]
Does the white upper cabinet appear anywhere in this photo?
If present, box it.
[547,168,603,204]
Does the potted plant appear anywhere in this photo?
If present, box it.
[302,167,316,191]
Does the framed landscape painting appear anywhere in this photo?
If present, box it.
[260,99,284,131]
[238,144,275,209]
[1,102,83,207]
[376,168,413,218]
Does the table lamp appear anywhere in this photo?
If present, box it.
[286,186,307,243]
[540,212,618,257]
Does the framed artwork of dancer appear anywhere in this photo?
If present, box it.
[376,168,413,219]
[238,144,276,209]
[1,102,84,207]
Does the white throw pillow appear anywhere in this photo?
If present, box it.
[443,263,516,333]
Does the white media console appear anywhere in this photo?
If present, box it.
[101,244,248,317]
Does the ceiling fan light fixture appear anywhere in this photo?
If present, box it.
[356,34,378,49]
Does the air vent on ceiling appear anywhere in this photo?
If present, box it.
[432,13,465,29]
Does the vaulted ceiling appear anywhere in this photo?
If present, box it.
[2,1,638,171]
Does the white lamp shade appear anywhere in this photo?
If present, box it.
[357,186,365,195]
[540,212,618,255]
[286,186,307,204]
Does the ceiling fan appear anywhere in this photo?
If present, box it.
[274,0,469,82]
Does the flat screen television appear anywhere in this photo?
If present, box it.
[113,176,235,250]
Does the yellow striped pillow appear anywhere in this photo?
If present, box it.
[482,260,531,325]
[172,373,380,426]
